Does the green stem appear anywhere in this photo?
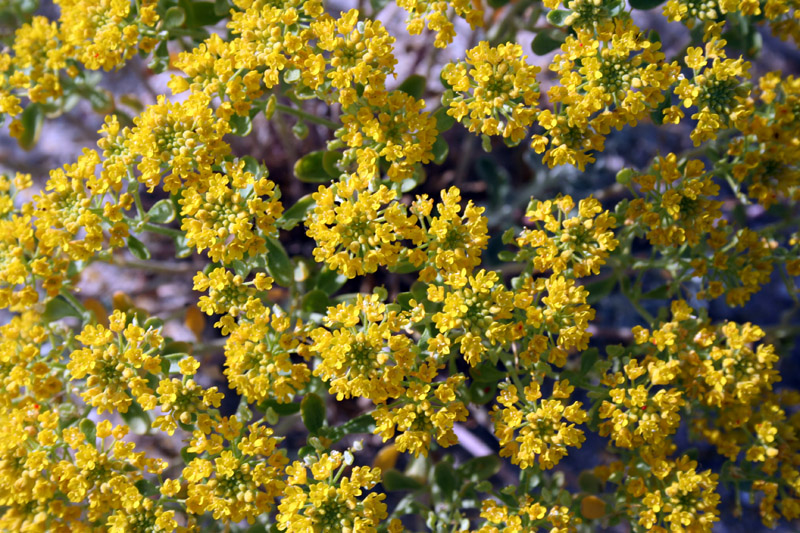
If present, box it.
[274,102,339,130]
[140,222,183,238]
[61,290,88,316]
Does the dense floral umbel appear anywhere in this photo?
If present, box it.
[1,0,800,531]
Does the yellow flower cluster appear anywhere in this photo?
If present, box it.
[179,159,283,263]
[68,310,163,414]
[224,310,311,405]
[278,451,387,531]
[493,381,587,469]
[1,0,158,133]
[306,176,421,278]
[428,269,516,366]
[443,41,541,143]
[535,20,678,170]
[728,72,800,207]
[627,155,723,247]
[396,0,484,48]
[671,36,751,145]
[339,90,438,181]
[622,455,721,531]
[182,419,287,523]
[517,194,618,277]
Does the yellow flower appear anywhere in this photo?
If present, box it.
[224,311,311,405]
[492,381,587,469]
[184,421,288,523]
[338,90,437,181]
[411,186,489,280]
[179,159,283,264]
[309,294,416,402]
[430,269,516,366]
[443,41,540,143]
[396,0,483,48]
[517,194,618,277]
[68,310,163,414]
[128,93,230,192]
[311,10,397,100]
[193,267,266,325]
[277,453,387,532]
[372,376,468,457]
[305,176,420,278]
[675,41,751,145]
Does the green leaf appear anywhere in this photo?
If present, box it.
[487,0,510,7]
[43,295,83,323]
[470,362,507,384]
[434,461,459,499]
[214,0,232,16]
[433,106,456,133]
[181,446,197,465]
[315,266,347,295]
[184,0,226,26]
[135,478,159,497]
[79,419,97,444]
[498,250,516,262]
[532,29,566,55]
[277,195,316,230]
[606,345,625,358]
[294,151,332,183]
[459,455,502,481]
[301,393,326,434]
[585,276,616,305]
[580,347,600,376]
[265,236,293,287]
[324,413,375,441]
[546,9,572,27]
[17,103,44,150]
[578,471,602,493]
[410,281,428,302]
[298,445,316,458]
[481,134,492,152]
[229,114,252,136]
[397,74,426,99]
[469,381,496,404]
[164,6,186,28]
[283,68,302,84]
[127,235,151,260]
[88,89,112,113]
[120,401,151,434]
[163,341,193,354]
[432,135,449,164]
[231,259,250,278]
[642,284,670,299]
[259,399,301,416]
[302,289,330,313]
[369,0,392,13]
[389,256,421,274]
[148,41,169,73]
[501,227,517,245]
[241,155,266,179]
[322,150,343,178]
[383,469,425,491]
[147,199,175,224]
[630,0,666,9]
